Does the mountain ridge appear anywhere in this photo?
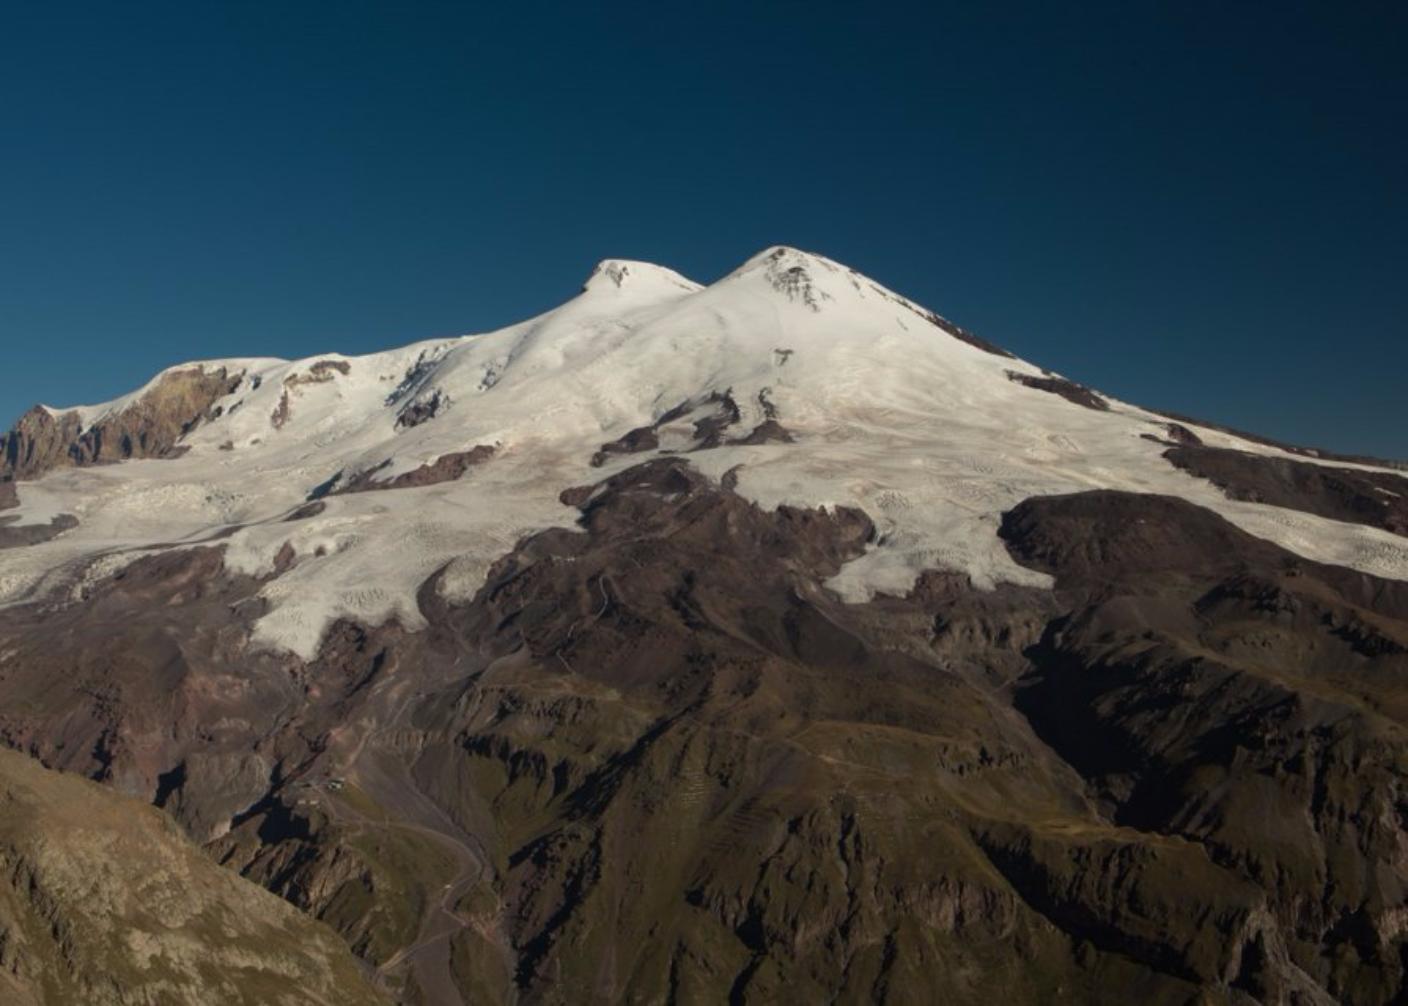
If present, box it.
[2,246,1408,1004]
[2,246,1404,660]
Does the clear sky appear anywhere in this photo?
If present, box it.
[3,2,1404,457]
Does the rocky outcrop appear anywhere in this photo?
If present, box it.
[729,418,794,445]
[590,424,659,466]
[286,360,351,387]
[269,360,354,432]
[588,397,719,466]
[395,389,448,430]
[270,389,293,429]
[1156,409,1408,471]
[589,391,793,467]
[315,445,498,497]
[1165,443,1408,536]
[1006,370,1110,411]
[999,490,1408,1002]
[0,747,386,1006]
[0,366,242,480]
[1163,421,1203,445]
[0,407,83,480]
[374,442,501,484]
[0,513,78,549]
[927,312,1015,358]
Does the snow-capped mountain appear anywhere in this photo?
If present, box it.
[3,246,1405,658]
[3,247,1408,1005]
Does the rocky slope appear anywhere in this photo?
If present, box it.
[1,365,243,479]
[0,747,386,1006]
[0,247,1406,1004]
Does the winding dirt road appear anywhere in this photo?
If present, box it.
[320,664,503,1005]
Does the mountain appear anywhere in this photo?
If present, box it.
[0,246,1406,1004]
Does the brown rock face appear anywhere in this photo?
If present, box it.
[999,491,1408,1003]
[2,462,1408,1004]
[1165,443,1408,536]
[1005,370,1111,411]
[394,390,446,429]
[589,391,793,467]
[1163,422,1203,445]
[1156,409,1408,471]
[589,424,660,466]
[0,473,78,547]
[729,417,794,445]
[319,445,498,497]
[0,366,242,480]
[369,446,496,489]
[0,407,84,479]
[286,359,351,386]
[924,310,1016,358]
[0,513,78,550]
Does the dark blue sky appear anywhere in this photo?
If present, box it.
[3,3,1404,456]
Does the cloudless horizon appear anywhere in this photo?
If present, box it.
[3,3,1405,456]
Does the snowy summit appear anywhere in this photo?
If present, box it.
[2,246,1406,659]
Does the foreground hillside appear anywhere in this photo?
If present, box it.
[0,747,386,1005]
[1,247,1406,1003]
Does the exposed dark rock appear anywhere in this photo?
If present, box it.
[998,489,1408,1001]
[1006,370,1111,411]
[689,391,742,448]
[267,360,349,432]
[3,463,1407,1002]
[284,360,351,387]
[385,350,444,407]
[285,501,328,521]
[1164,422,1202,445]
[589,425,659,467]
[378,446,495,489]
[728,419,794,445]
[0,513,78,549]
[270,542,299,577]
[589,400,706,466]
[339,446,496,493]
[2,408,80,477]
[0,547,294,817]
[590,393,748,466]
[270,390,292,430]
[0,367,241,480]
[918,308,1015,358]
[1155,409,1408,470]
[0,477,17,511]
[1165,443,1408,536]
[395,389,448,430]
[976,822,1267,986]
[1141,422,1204,448]
[759,249,831,311]
[558,484,596,508]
